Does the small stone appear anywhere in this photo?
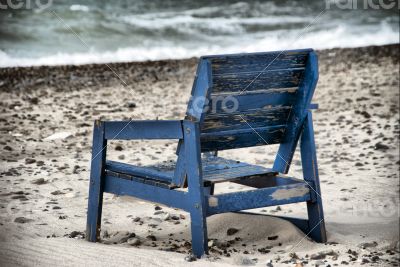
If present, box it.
[25,158,36,164]
[51,190,65,195]
[361,258,370,263]
[154,205,162,210]
[267,235,278,240]
[4,146,12,151]
[227,228,239,236]
[358,241,378,249]
[266,260,274,267]
[31,178,48,185]
[69,231,85,239]
[184,254,197,262]
[371,255,379,262]
[375,142,389,151]
[170,215,180,220]
[127,237,141,246]
[146,235,156,241]
[115,145,123,151]
[126,102,137,108]
[14,217,33,223]
[133,217,141,222]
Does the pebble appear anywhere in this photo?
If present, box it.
[227,227,239,236]
[267,235,278,240]
[146,235,156,241]
[25,158,36,164]
[127,237,141,246]
[375,142,389,151]
[14,217,33,223]
[31,178,48,185]
[184,254,197,262]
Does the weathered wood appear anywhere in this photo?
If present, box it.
[301,112,327,243]
[183,120,208,257]
[104,120,183,140]
[273,51,318,174]
[86,120,107,242]
[207,91,297,113]
[206,182,311,215]
[202,107,291,132]
[103,173,190,211]
[200,125,286,151]
[212,68,304,94]
[205,50,310,75]
[106,160,173,183]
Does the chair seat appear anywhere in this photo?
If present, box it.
[105,156,278,187]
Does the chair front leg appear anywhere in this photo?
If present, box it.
[300,112,327,243]
[86,120,107,242]
[183,120,208,258]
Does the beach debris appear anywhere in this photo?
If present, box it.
[310,250,338,260]
[267,235,278,240]
[146,235,156,241]
[227,227,239,236]
[115,145,123,151]
[374,142,389,151]
[14,217,33,223]
[358,241,378,249]
[25,158,36,164]
[43,132,72,141]
[184,254,197,262]
[127,237,141,246]
[68,231,85,239]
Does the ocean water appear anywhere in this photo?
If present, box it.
[0,0,398,67]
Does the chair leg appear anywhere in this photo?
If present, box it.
[183,120,208,257]
[86,120,107,242]
[190,200,208,257]
[300,112,327,243]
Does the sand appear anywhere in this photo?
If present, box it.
[0,44,399,266]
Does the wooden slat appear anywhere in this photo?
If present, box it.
[212,68,304,94]
[204,165,276,183]
[104,120,183,140]
[105,160,173,183]
[206,182,311,215]
[202,107,291,132]
[206,91,297,115]
[209,51,309,75]
[200,125,286,152]
[103,173,190,211]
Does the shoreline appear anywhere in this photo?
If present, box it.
[0,44,399,93]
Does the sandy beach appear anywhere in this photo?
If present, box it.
[0,44,399,266]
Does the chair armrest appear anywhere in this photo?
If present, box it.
[101,120,183,140]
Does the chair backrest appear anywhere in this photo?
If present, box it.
[186,49,318,152]
[174,49,318,187]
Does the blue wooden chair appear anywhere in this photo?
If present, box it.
[86,49,327,257]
